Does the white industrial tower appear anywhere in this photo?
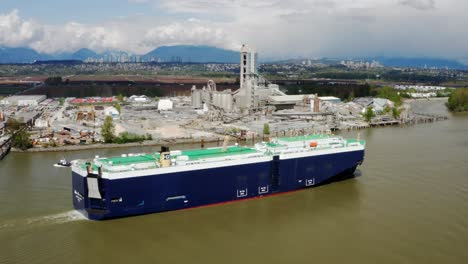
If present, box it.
[191,44,284,114]
[240,44,258,89]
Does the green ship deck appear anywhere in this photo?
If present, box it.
[277,134,333,142]
[81,146,259,171]
[76,134,365,173]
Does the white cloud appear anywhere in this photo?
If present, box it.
[0,10,237,55]
[152,0,468,58]
[127,0,149,3]
[0,10,43,48]
[399,0,435,10]
[1,1,468,59]
[142,20,239,51]
[30,22,125,54]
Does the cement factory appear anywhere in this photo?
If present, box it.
[190,44,344,123]
[191,45,285,112]
[0,44,411,155]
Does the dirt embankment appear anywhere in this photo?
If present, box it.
[12,136,224,153]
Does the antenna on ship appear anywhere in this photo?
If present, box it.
[222,135,230,152]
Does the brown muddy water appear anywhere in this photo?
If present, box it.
[0,99,467,264]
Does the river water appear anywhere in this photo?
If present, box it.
[1,99,467,264]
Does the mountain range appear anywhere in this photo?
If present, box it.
[374,57,468,70]
[0,45,467,69]
[0,47,53,63]
[143,45,238,63]
[0,45,239,64]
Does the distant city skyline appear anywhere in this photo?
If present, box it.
[1,0,467,60]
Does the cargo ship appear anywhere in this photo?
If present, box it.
[71,134,365,220]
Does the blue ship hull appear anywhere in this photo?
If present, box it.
[72,150,364,220]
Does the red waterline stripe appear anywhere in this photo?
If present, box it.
[177,187,308,212]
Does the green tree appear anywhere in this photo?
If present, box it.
[146,133,153,140]
[378,86,402,107]
[114,132,148,144]
[382,105,392,115]
[263,123,270,135]
[363,106,375,122]
[391,107,402,119]
[59,97,65,106]
[49,139,58,147]
[12,130,32,150]
[229,127,240,134]
[101,116,115,143]
[5,118,21,134]
[400,92,411,99]
[45,76,63,86]
[446,88,468,112]
[117,94,124,103]
[114,103,121,114]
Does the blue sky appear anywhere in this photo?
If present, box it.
[0,0,156,23]
[1,0,467,59]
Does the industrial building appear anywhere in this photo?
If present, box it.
[13,111,42,125]
[318,96,341,104]
[268,95,313,110]
[34,119,49,128]
[70,97,116,104]
[158,99,174,111]
[353,98,394,114]
[128,95,150,103]
[104,106,120,120]
[191,45,342,117]
[0,122,5,136]
[0,95,46,106]
[191,44,285,113]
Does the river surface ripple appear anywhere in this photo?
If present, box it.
[0,99,467,264]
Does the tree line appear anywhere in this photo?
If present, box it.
[446,88,468,112]
[285,83,375,100]
[101,116,152,144]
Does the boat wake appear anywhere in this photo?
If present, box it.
[0,211,87,232]
[26,210,87,225]
[53,164,69,168]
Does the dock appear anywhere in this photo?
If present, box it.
[370,120,400,127]
[402,112,449,125]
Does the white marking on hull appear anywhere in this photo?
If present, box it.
[258,186,269,194]
[306,178,315,186]
[237,189,248,198]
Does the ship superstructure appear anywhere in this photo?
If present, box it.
[71,134,365,220]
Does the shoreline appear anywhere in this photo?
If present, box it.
[12,98,451,154]
[12,136,223,153]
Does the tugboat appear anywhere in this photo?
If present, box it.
[54,158,72,168]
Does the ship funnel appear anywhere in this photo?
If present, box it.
[160,146,171,167]
[161,146,170,153]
